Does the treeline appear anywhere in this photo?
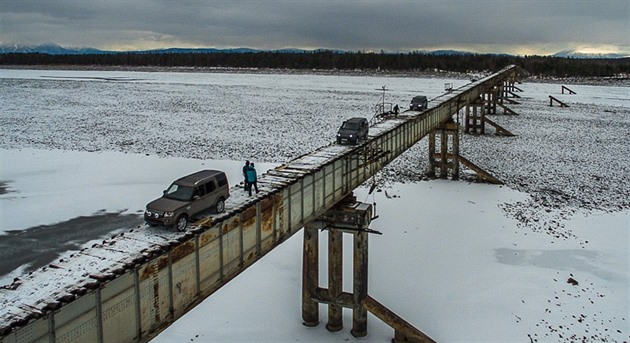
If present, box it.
[1,51,629,77]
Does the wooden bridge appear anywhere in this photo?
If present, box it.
[0,65,521,343]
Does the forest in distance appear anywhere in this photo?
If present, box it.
[2,50,629,77]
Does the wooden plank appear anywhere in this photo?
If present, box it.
[549,95,569,107]
[485,117,515,136]
[363,296,436,343]
[458,155,503,184]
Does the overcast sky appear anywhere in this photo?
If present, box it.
[1,0,628,55]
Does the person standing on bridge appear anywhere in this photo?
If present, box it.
[242,160,250,192]
[246,162,259,196]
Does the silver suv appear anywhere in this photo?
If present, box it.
[144,170,230,231]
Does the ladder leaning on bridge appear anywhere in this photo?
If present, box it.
[0,65,522,343]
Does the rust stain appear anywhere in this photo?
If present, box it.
[274,193,286,234]
[200,229,218,246]
[139,261,157,283]
[261,210,273,233]
[223,217,240,234]
[156,255,169,270]
[242,205,256,223]
[139,266,151,282]
[260,197,274,233]
[260,197,273,212]
[171,240,195,264]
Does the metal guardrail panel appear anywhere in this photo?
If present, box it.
[138,260,170,337]
[55,293,98,343]
[101,272,136,343]
[198,227,221,291]
[259,196,277,252]
[171,249,196,317]
[221,224,241,277]
[5,316,48,343]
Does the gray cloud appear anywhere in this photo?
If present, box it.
[1,0,628,55]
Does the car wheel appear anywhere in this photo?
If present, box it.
[337,138,341,144]
[215,197,225,213]
[175,215,188,232]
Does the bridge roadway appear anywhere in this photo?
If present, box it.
[0,65,520,343]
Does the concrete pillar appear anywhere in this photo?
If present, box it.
[302,225,319,327]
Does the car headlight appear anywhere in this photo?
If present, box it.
[337,133,341,137]
[164,211,174,218]
[349,134,353,138]
[145,210,152,216]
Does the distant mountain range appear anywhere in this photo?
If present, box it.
[551,50,629,59]
[0,43,344,56]
[0,43,628,59]
[0,43,105,55]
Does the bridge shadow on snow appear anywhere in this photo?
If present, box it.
[0,212,143,278]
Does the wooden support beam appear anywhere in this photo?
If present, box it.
[485,117,515,136]
[501,97,520,105]
[363,296,436,343]
[457,155,504,184]
[497,103,519,116]
[506,90,521,98]
[561,85,576,94]
[435,153,504,184]
[549,95,569,107]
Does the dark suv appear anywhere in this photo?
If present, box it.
[337,117,369,145]
[144,170,230,231]
[410,95,428,111]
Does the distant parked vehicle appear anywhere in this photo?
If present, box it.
[337,117,369,145]
[410,95,428,111]
[144,170,230,231]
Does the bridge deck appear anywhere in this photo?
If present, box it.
[0,65,520,343]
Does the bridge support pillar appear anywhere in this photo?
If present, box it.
[301,197,436,342]
[428,121,460,180]
[501,80,512,100]
[302,224,320,327]
[327,228,343,332]
[482,87,498,115]
[301,198,372,335]
[464,100,485,135]
[351,226,369,337]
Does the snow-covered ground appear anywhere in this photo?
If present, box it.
[0,68,628,342]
